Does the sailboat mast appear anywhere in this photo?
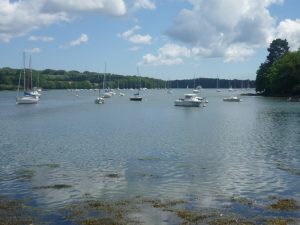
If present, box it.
[29,55,32,90]
[103,63,106,90]
[23,52,26,91]
[193,75,196,89]
[137,66,141,89]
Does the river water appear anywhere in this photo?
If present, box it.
[0,89,299,223]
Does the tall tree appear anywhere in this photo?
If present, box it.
[266,39,289,65]
[256,39,289,93]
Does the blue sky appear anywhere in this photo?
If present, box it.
[0,0,300,80]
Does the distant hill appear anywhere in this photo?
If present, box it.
[0,67,254,90]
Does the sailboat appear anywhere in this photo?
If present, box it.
[228,80,233,91]
[102,64,112,98]
[16,53,39,104]
[94,73,104,104]
[216,76,221,92]
[24,56,41,98]
[130,67,142,101]
[192,76,200,93]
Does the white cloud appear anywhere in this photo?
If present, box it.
[132,0,156,11]
[29,35,54,42]
[119,26,152,45]
[224,44,255,62]
[0,0,70,43]
[139,43,191,66]
[44,0,127,16]
[69,33,89,46]
[129,46,140,51]
[119,25,140,39]
[0,0,155,43]
[24,47,41,53]
[276,19,300,51]
[165,0,284,62]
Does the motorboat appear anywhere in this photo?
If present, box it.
[174,94,201,107]
[223,96,242,102]
[130,92,142,101]
[94,97,104,104]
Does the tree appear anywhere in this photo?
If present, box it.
[256,39,290,93]
[268,51,300,95]
[266,39,289,65]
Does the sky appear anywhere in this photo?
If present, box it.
[0,0,300,80]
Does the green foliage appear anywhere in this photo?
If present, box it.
[256,39,300,96]
[266,39,289,65]
[0,67,254,90]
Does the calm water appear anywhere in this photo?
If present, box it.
[0,89,300,222]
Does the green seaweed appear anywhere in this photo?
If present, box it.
[176,210,204,222]
[209,218,254,225]
[269,199,299,211]
[34,184,72,189]
[80,218,122,225]
[36,163,60,168]
[277,164,300,176]
[267,218,295,225]
[231,196,253,206]
[16,168,36,180]
[106,173,120,178]
[138,157,161,161]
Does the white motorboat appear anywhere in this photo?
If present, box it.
[174,94,201,107]
[130,92,142,101]
[94,97,104,104]
[223,96,242,102]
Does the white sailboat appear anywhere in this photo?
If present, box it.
[192,76,200,93]
[130,67,142,101]
[24,56,41,98]
[94,73,104,104]
[216,76,221,92]
[102,64,112,98]
[16,53,39,104]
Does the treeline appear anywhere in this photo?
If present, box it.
[256,39,300,96]
[169,78,254,89]
[0,67,254,90]
[0,68,166,90]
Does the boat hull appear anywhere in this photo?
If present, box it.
[16,96,39,104]
[223,97,241,102]
[94,97,104,104]
[130,97,143,101]
[174,100,201,107]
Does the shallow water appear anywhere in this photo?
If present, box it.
[0,89,300,223]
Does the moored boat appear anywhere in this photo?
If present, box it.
[174,94,201,107]
[223,96,242,102]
